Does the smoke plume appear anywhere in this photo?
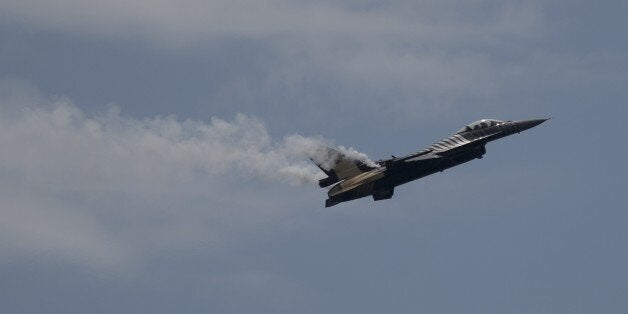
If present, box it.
[0,99,376,188]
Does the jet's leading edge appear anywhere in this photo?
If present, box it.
[311,118,548,207]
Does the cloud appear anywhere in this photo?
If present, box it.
[0,0,544,44]
[0,185,132,269]
[0,1,554,125]
[0,80,377,268]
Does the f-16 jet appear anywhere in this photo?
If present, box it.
[311,118,548,207]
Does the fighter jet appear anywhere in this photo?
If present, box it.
[312,118,548,207]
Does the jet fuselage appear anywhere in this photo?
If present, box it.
[321,119,548,207]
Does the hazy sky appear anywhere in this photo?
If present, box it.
[1,1,627,313]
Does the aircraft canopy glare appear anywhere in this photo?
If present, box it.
[456,119,505,134]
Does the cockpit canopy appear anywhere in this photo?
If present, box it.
[456,119,504,134]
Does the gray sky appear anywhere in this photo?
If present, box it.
[1,1,627,313]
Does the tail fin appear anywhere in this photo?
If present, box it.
[310,147,378,187]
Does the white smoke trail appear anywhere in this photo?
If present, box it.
[0,99,377,187]
[0,82,384,269]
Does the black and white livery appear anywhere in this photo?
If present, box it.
[312,118,548,207]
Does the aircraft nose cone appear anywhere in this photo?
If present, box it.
[516,118,549,132]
